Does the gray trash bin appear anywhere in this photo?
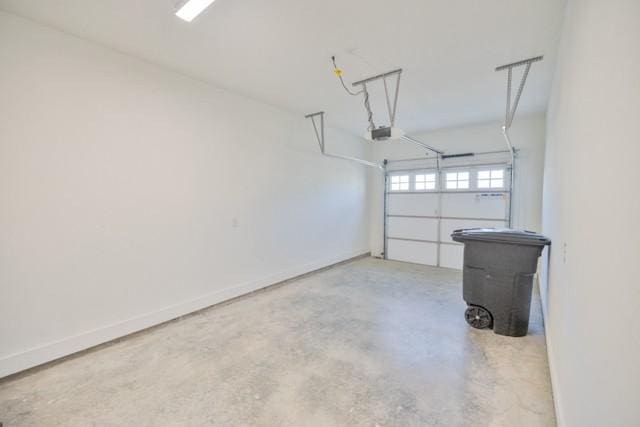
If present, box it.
[451,228,551,337]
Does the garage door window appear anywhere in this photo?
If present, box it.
[478,169,504,189]
[415,173,437,191]
[390,175,410,191]
[446,171,469,189]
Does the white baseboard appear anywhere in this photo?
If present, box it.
[545,335,565,427]
[0,249,369,379]
[538,276,565,427]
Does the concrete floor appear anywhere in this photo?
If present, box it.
[0,257,555,426]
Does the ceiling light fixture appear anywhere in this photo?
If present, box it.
[175,0,216,22]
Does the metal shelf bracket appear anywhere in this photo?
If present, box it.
[305,112,385,170]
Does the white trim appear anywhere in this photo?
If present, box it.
[545,335,565,427]
[538,274,565,427]
[0,249,368,379]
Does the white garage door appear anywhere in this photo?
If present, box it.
[385,159,511,270]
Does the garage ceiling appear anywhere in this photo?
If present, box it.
[0,0,566,134]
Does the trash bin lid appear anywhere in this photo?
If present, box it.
[451,228,551,246]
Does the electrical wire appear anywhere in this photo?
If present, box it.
[331,56,375,130]
[331,56,363,96]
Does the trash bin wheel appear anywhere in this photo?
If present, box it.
[465,305,493,329]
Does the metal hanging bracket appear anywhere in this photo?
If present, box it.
[305,112,385,171]
[330,57,445,155]
[351,68,403,134]
[495,55,542,227]
[496,55,543,159]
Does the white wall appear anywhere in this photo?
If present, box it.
[0,12,370,378]
[541,0,640,425]
[369,114,546,257]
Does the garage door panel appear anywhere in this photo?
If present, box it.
[385,166,510,270]
[440,244,464,270]
[441,193,508,219]
[388,193,439,216]
[387,239,438,266]
[388,217,438,241]
[440,219,507,243]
